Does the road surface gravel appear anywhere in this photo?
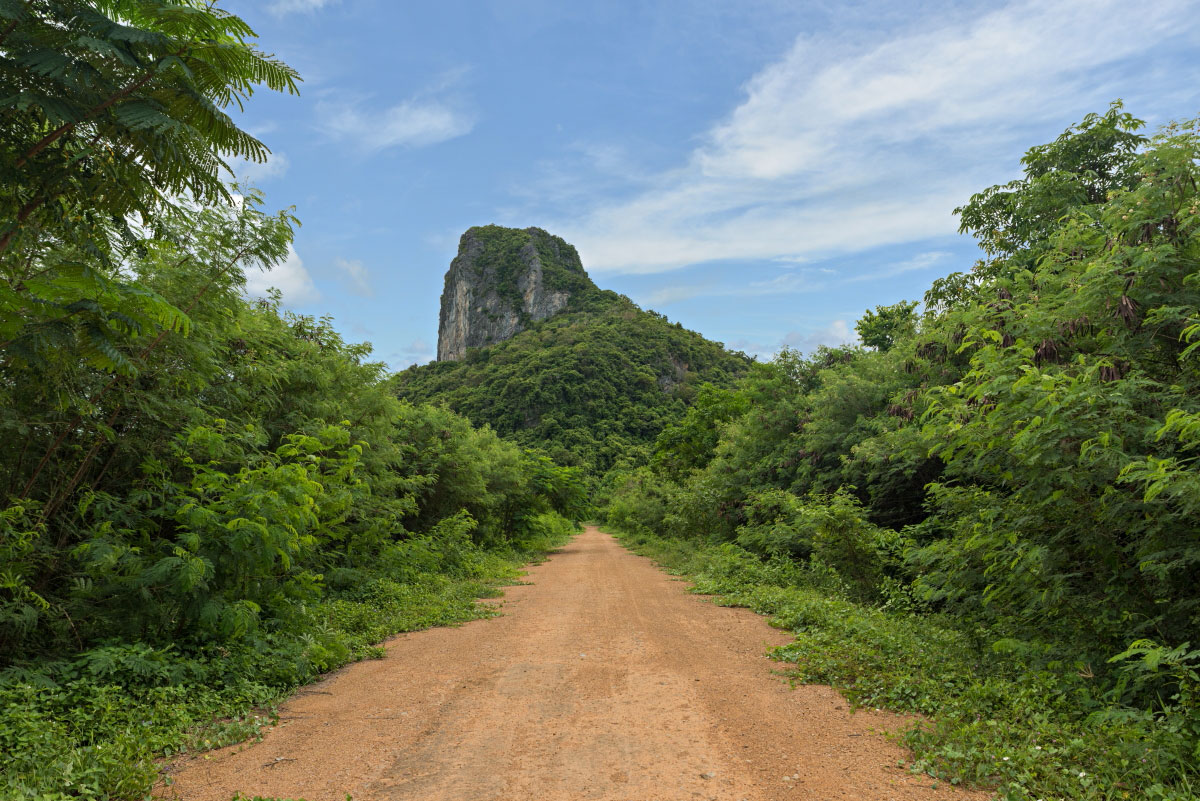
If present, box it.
[165,526,986,801]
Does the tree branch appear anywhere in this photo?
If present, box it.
[0,194,45,255]
[0,18,19,47]
[15,47,186,170]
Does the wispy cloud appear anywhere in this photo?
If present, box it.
[334,257,373,297]
[550,0,1193,275]
[244,245,321,307]
[639,250,948,308]
[847,251,951,283]
[385,338,436,371]
[782,320,857,354]
[230,151,290,184]
[642,283,716,307]
[317,72,476,152]
[269,0,337,15]
[319,99,473,151]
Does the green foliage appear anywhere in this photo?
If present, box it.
[394,295,751,473]
[915,110,1200,662]
[0,0,299,262]
[0,179,583,801]
[0,543,569,800]
[0,9,588,798]
[855,300,918,352]
[0,0,302,440]
[731,488,815,559]
[954,102,1146,262]
[733,488,903,602]
[651,383,749,479]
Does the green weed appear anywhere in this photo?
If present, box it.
[613,527,1200,801]
[0,531,570,801]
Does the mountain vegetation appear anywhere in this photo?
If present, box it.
[463,225,598,322]
[601,104,1200,800]
[0,4,582,798]
[397,251,752,472]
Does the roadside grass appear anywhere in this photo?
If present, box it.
[0,527,574,801]
[610,527,1198,801]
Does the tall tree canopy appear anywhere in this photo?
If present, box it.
[0,0,299,258]
[0,0,299,384]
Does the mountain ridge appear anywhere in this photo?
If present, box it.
[397,225,751,471]
[437,225,600,361]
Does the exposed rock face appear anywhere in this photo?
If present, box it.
[437,225,591,361]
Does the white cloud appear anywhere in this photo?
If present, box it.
[782,320,857,354]
[847,251,951,283]
[231,151,289,184]
[551,0,1192,275]
[269,0,336,15]
[638,249,952,308]
[317,80,475,152]
[334,257,373,297]
[724,337,772,359]
[244,245,321,307]
[642,283,715,306]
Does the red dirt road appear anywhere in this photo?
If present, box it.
[166,526,986,801]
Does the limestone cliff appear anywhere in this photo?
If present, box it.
[436,225,596,361]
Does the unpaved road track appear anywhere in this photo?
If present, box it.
[166,527,985,801]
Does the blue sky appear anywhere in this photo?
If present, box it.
[226,0,1200,367]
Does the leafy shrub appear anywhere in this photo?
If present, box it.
[614,527,1200,800]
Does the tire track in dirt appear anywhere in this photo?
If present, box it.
[165,526,988,801]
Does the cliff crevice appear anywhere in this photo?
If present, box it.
[436,225,595,361]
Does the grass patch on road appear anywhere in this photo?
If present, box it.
[610,527,1198,801]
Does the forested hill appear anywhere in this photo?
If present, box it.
[394,227,752,471]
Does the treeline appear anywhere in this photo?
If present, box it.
[395,295,752,473]
[0,3,583,798]
[601,105,1200,798]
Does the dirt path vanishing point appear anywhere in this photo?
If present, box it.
[166,526,988,801]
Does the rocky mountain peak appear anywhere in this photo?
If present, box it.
[436,225,596,361]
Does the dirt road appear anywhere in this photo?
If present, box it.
[166,526,984,801]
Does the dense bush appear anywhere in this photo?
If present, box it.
[0,191,584,797]
[0,192,586,661]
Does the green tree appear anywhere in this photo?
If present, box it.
[854,300,917,352]
[918,114,1200,662]
[955,101,1146,263]
[0,1,300,384]
[651,383,749,479]
[0,0,299,258]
